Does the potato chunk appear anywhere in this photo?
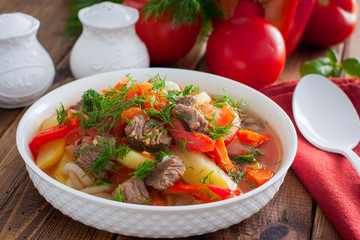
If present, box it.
[36,138,66,170]
[116,150,154,169]
[39,115,58,131]
[170,147,237,190]
[195,91,211,107]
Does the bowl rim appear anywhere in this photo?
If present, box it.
[16,67,297,212]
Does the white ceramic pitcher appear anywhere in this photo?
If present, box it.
[0,12,55,109]
[70,2,150,79]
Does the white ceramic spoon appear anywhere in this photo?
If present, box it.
[293,74,360,176]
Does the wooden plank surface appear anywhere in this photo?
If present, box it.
[1,0,358,239]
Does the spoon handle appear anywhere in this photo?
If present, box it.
[342,149,360,176]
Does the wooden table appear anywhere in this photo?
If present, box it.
[1,1,359,239]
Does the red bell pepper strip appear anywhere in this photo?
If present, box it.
[210,138,234,173]
[166,182,241,201]
[168,118,215,152]
[29,110,81,158]
[29,123,78,158]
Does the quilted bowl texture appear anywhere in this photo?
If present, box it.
[17,68,297,238]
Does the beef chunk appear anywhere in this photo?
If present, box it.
[176,95,197,107]
[145,156,185,191]
[68,135,116,179]
[117,177,150,204]
[68,100,83,112]
[125,115,172,153]
[173,104,208,133]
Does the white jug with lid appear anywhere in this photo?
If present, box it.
[70,1,150,79]
[0,12,55,109]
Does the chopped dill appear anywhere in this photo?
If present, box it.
[131,160,157,179]
[56,103,68,127]
[231,154,257,164]
[182,84,199,96]
[200,170,214,185]
[227,167,245,184]
[247,146,264,158]
[114,186,126,202]
[117,145,131,160]
[83,138,120,178]
[81,89,100,113]
[155,149,173,162]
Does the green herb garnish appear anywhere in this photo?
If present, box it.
[200,170,214,185]
[114,186,126,202]
[131,160,157,179]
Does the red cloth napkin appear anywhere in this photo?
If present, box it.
[261,77,360,240]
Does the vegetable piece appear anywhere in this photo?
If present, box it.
[245,167,274,186]
[122,0,201,64]
[38,115,58,131]
[167,182,241,201]
[199,103,241,144]
[36,138,66,170]
[168,118,215,152]
[194,91,211,107]
[170,147,237,190]
[53,150,73,184]
[233,0,316,56]
[120,107,149,122]
[238,129,270,147]
[302,0,358,47]
[116,150,154,169]
[206,16,286,90]
[210,139,234,173]
[29,123,78,158]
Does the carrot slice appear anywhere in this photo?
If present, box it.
[245,167,274,186]
[238,129,270,147]
[210,138,234,173]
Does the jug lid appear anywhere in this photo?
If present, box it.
[78,1,139,29]
[0,12,39,39]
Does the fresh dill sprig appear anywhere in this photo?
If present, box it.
[149,74,166,93]
[81,138,119,178]
[213,89,249,118]
[231,154,257,164]
[117,145,131,160]
[200,170,214,185]
[56,103,68,127]
[114,186,126,202]
[227,167,245,184]
[81,89,101,113]
[247,146,264,159]
[154,149,173,162]
[131,160,157,179]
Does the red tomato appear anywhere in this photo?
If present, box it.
[205,16,286,90]
[123,0,201,64]
[302,0,358,47]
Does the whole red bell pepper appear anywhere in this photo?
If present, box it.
[302,0,358,47]
[233,0,316,56]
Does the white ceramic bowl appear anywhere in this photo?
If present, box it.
[16,68,297,238]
